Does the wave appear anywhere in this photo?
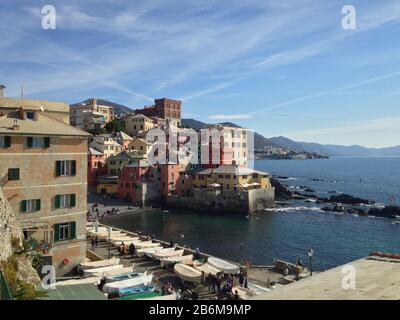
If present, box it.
[265,206,323,213]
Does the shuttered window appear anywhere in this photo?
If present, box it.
[55,160,76,176]
[8,168,20,181]
[21,199,41,213]
[0,136,11,148]
[54,222,76,242]
[26,137,50,148]
[55,194,76,209]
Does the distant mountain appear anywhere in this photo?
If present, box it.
[71,99,132,116]
[269,136,400,156]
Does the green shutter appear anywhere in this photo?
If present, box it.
[54,224,60,242]
[21,200,27,213]
[71,160,76,176]
[27,137,33,148]
[69,222,76,240]
[36,199,41,211]
[55,161,61,176]
[4,136,11,148]
[44,137,50,148]
[70,194,76,207]
[55,195,61,209]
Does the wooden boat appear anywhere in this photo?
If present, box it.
[136,246,163,257]
[207,257,239,274]
[79,257,120,270]
[139,293,176,300]
[118,285,155,297]
[160,254,193,267]
[91,266,134,278]
[83,264,124,277]
[144,247,176,259]
[119,291,162,300]
[55,277,101,286]
[174,263,202,283]
[153,249,184,261]
[105,271,142,283]
[102,274,153,293]
[194,262,221,275]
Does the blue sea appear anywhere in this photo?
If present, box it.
[104,157,400,271]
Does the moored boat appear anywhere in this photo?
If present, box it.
[153,249,184,261]
[118,285,155,297]
[105,271,143,283]
[83,264,124,277]
[102,274,154,293]
[144,247,176,259]
[194,262,221,275]
[207,257,239,274]
[91,266,134,278]
[79,257,120,270]
[118,290,161,300]
[174,263,202,283]
[160,254,193,267]
[136,246,163,257]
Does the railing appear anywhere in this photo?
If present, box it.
[0,271,13,300]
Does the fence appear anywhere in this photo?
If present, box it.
[0,271,13,300]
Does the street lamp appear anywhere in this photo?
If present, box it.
[308,249,314,276]
[107,227,111,259]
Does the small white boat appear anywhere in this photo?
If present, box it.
[153,249,184,261]
[136,246,163,257]
[102,274,154,293]
[105,271,143,283]
[207,257,239,274]
[194,262,221,275]
[91,266,134,278]
[79,257,120,270]
[55,277,101,286]
[83,264,124,277]
[174,263,202,283]
[161,254,193,267]
[144,247,176,259]
[135,242,161,249]
[112,239,146,246]
[139,293,177,300]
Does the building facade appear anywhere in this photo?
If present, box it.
[70,99,115,131]
[125,114,155,136]
[134,98,182,127]
[0,104,90,276]
[89,134,123,159]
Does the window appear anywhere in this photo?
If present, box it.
[26,112,35,120]
[8,168,20,181]
[0,136,11,148]
[253,174,258,178]
[55,194,76,209]
[55,160,76,176]
[54,222,76,242]
[21,199,41,213]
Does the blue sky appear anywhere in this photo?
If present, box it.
[1,0,400,147]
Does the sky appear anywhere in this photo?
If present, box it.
[1,0,400,148]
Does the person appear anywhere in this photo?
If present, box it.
[90,237,96,251]
[207,273,212,291]
[216,276,221,295]
[176,289,181,300]
[120,242,125,257]
[170,240,174,247]
[161,285,166,295]
[129,243,135,258]
[266,277,271,289]
[243,277,248,289]
[238,272,244,287]
[201,271,205,284]
[94,236,99,249]
[233,290,240,300]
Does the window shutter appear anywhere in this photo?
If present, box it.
[69,222,76,240]
[21,200,27,213]
[54,224,60,242]
[55,195,61,209]
[4,136,11,148]
[27,137,33,148]
[71,160,76,176]
[70,194,76,207]
[55,161,61,176]
[44,137,50,148]
[36,199,41,211]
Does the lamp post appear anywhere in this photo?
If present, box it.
[107,227,111,259]
[308,249,314,276]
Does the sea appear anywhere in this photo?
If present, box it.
[103,157,400,271]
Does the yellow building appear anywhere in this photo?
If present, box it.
[125,114,155,136]
[193,165,271,190]
[96,175,118,194]
[106,150,146,174]
[0,102,91,276]
[89,134,123,159]
[128,137,152,157]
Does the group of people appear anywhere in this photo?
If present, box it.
[118,241,136,258]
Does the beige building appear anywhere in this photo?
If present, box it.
[125,114,155,136]
[128,137,152,157]
[70,99,114,131]
[89,134,123,159]
[0,102,90,276]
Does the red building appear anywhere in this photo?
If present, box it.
[135,98,181,127]
[88,147,107,187]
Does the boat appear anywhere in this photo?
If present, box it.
[194,262,221,275]
[79,257,120,270]
[109,235,138,242]
[139,293,177,300]
[105,271,143,283]
[112,239,146,246]
[144,247,176,259]
[174,263,202,283]
[207,257,239,274]
[55,277,101,286]
[136,246,163,257]
[83,264,124,277]
[118,290,161,300]
[160,254,193,267]
[153,249,184,261]
[91,266,134,278]
[134,242,162,249]
[102,274,154,293]
[118,285,155,297]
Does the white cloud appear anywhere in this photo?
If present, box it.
[208,113,252,120]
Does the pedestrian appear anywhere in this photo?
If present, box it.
[95,236,99,249]
[233,290,240,300]
[244,277,248,289]
[170,240,174,247]
[90,237,96,251]
[120,242,125,257]
[216,276,221,295]
[129,243,135,258]
[201,271,205,284]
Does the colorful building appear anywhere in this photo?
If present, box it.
[89,134,123,159]
[87,147,107,188]
[0,103,90,276]
[125,114,155,136]
[106,150,146,175]
[134,98,182,128]
[70,98,114,131]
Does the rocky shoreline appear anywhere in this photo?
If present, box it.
[271,177,400,219]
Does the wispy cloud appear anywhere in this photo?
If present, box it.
[208,113,252,120]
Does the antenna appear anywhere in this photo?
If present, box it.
[20,86,24,108]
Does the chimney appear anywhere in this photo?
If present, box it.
[0,85,5,98]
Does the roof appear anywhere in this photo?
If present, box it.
[0,109,91,137]
[42,284,107,300]
[197,165,269,176]
[108,150,131,160]
[117,131,133,140]
[89,147,103,156]
[0,97,69,113]
[126,159,150,168]
[252,255,400,300]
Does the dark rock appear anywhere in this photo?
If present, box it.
[321,206,332,212]
[347,208,367,216]
[329,194,373,205]
[270,177,293,200]
[368,206,400,218]
[332,204,344,212]
[304,187,315,193]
